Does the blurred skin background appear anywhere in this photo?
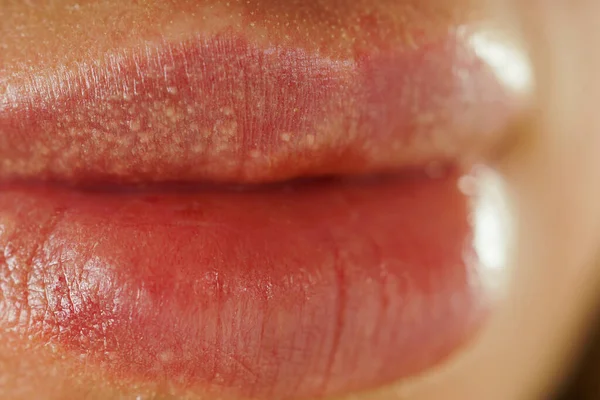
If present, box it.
[2,0,600,399]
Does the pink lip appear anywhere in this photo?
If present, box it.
[0,13,514,400]
[0,31,513,184]
[0,173,487,399]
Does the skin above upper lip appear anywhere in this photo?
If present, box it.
[0,1,520,399]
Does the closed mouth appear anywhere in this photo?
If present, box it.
[0,1,521,399]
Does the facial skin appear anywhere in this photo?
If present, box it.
[1,1,600,400]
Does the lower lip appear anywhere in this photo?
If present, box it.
[0,171,489,399]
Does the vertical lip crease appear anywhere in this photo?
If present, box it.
[0,29,517,186]
[0,175,487,400]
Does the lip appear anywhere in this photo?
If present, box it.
[0,3,517,399]
[0,173,488,400]
[0,27,516,184]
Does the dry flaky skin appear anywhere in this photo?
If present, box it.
[0,0,519,185]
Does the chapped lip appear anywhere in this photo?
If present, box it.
[0,2,515,399]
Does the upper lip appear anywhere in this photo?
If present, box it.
[0,30,515,185]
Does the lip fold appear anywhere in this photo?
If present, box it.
[0,27,518,185]
[0,173,488,400]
